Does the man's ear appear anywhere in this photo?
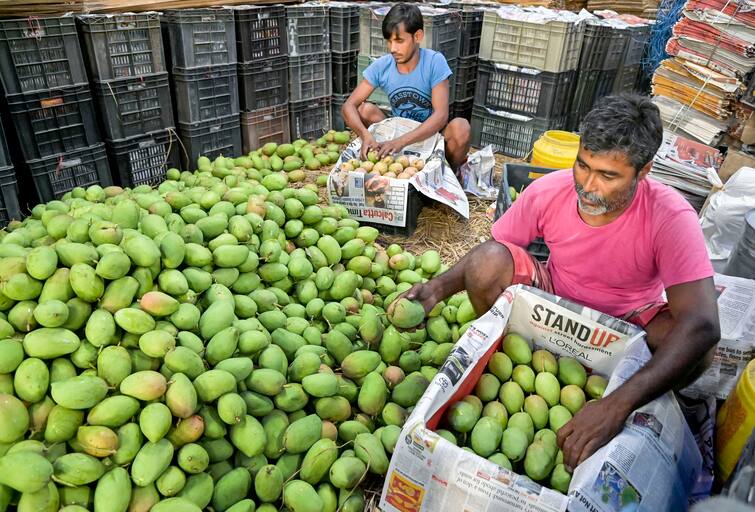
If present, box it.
[414,29,424,44]
[638,160,652,180]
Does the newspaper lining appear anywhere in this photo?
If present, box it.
[327,118,469,226]
[681,273,755,400]
[380,285,702,512]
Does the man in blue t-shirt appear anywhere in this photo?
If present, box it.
[341,3,470,174]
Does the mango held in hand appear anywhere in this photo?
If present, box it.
[387,298,425,329]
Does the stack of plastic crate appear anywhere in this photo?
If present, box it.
[358,4,462,114]
[163,8,241,168]
[612,24,651,95]
[234,6,291,153]
[443,2,484,121]
[0,118,21,226]
[78,13,179,188]
[566,20,628,131]
[330,2,360,131]
[471,8,584,158]
[0,14,111,201]
[287,3,332,141]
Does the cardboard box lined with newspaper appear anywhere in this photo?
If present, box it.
[327,117,469,236]
[380,285,705,512]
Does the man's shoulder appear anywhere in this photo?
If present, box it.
[525,169,574,195]
[643,177,698,217]
[369,54,394,73]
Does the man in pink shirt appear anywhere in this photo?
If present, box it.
[402,95,720,473]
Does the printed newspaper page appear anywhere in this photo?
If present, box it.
[380,285,702,512]
[328,118,469,226]
[682,273,755,400]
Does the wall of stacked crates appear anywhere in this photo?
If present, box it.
[0,4,653,228]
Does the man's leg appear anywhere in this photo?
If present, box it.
[356,102,387,129]
[442,117,471,173]
[642,309,717,389]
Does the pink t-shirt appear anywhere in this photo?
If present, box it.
[491,169,714,317]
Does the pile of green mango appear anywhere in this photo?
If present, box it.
[0,142,480,512]
[437,333,609,493]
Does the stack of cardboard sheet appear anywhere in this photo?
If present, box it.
[586,0,648,17]
[653,95,729,146]
[652,58,743,120]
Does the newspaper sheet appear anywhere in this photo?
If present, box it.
[327,118,469,227]
[682,273,755,400]
[380,285,702,512]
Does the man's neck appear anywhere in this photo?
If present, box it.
[396,48,420,74]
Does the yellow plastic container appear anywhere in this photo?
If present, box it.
[716,358,755,480]
[530,130,580,169]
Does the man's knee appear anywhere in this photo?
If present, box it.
[444,117,471,146]
[357,102,384,126]
[465,241,515,314]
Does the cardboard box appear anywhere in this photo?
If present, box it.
[719,150,755,182]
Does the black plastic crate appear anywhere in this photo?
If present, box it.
[475,61,576,119]
[238,56,288,111]
[453,5,484,57]
[331,93,348,131]
[595,69,616,101]
[163,8,237,68]
[471,106,565,159]
[567,68,600,131]
[77,13,166,81]
[234,5,287,62]
[290,97,331,141]
[286,5,330,56]
[93,73,174,140]
[578,23,610,71]
[330,3,360,53]
[0,166,21,227]
[454,55,478,102]
[289,54,332,103]
[604,26,629,71]
[8,85,102,161]
[108,129,180,188]
[179,115,242,167]
[493,163,557,262]
[613,64,640,94]
[450,97,473,120]
[359,186,424,237]
[173,64,239,124]
[27,143,112,202]
[332,50,358,95]
[621,25,651,67]
[241,104,291,153]
[0,118,10,168]
[0,16,88,94]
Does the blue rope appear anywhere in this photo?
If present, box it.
[641,0,687,81]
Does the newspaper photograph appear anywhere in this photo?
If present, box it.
[682,273,755,400]
[328,118,469,227]
[380,285,703,512]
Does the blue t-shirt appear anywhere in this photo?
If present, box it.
[363,48,452,122]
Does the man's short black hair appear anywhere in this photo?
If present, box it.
[579,94,663,172]
[382,3,424,39]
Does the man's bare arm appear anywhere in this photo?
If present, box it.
[342,80,376,140]
[558,277,720,470]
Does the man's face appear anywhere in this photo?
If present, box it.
[572,146,649,217]
[386,24,421,64]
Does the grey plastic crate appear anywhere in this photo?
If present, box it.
[331,93,348,131]
[163,8,237,68]
[360,5,461,61]
[179,115,242,167]
[77,13,166,81]
[471,106,565,159]
[289,53,332,103]
[0,15,88,94]
[621,25,651,67]
[0,166,21,227]
[94,73,174,140]
[173,64,240,124]
[612,64,641,94]
[0,116,10,169]
[454,55,478,102]
[286,4,330,56]
[332,50,358,95]
[290,96,331,141]
[330,3,360,53]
